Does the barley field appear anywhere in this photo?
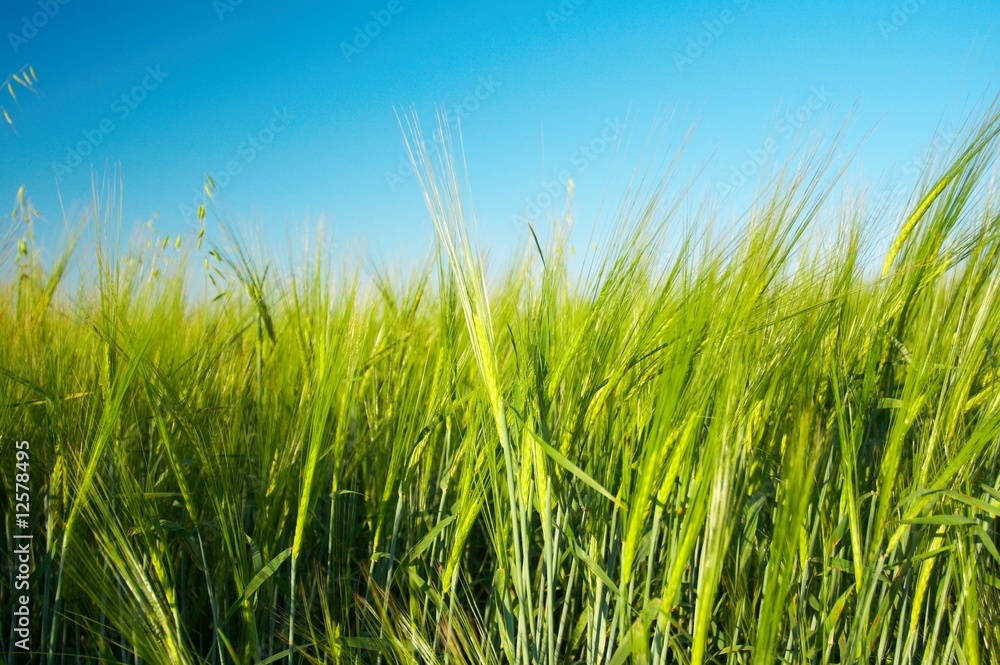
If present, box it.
[3,109,1000,664]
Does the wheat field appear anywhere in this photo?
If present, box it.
[2,108,1000,664]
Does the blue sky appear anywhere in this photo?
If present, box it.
[1,0,998,267]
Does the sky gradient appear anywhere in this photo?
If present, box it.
[2,0,998,266]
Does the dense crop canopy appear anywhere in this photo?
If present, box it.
[2,108,1000,664]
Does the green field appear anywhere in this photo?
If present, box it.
[3,110,1000,664]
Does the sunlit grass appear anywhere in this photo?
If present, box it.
[2,107,1000,664]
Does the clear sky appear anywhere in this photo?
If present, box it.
[2,0,998,267]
